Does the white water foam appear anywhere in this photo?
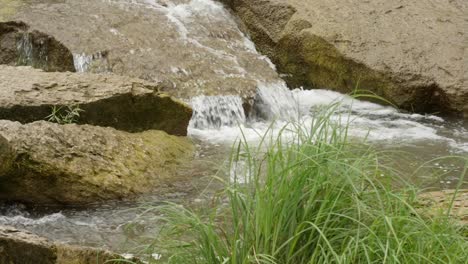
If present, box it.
[188,85,467,154]
[0,213,66,226]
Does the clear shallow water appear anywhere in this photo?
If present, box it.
[2,0,467,259]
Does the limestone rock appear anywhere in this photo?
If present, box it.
[0,225,133,264]
[223,0,468,115]
[0,65,192,136]
[418,189,467,225]
[0,21,75,72]
[0,120,194,205]
[3,0,284,99]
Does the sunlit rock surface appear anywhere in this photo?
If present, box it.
[4,0,283,99]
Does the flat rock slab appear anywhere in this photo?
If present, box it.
[224,0,468,115]
[0,225,135,264]
[0,21,75,72]
[0,120,194,205]
[418,189,468,225]
[0,65,192,136]
[3,0,283,99]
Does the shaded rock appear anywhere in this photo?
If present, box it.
[0,120,194,205]
[0,65,192,136]
[0,134,13,176]
[0,225,133,264]
[223,0,468,115]
[5,0,284,100]
[418,189,467,225]
[0,21,75,72]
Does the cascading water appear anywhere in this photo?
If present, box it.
[189,95,246,129]
[73,52,109,73]
[73,53,94,73]
[16,33,34,66]
[2,0,466,259]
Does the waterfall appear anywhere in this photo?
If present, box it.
[189,95,246,129]
[253,82,299,121]
[73,52,109,73]
[73,53,94,73]
[16,33,35,66]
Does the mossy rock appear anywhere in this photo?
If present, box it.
[226,0,467,116]
[0,120,194,205]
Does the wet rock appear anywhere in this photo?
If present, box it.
[0,120,194,205]
[0,65,192,136]
[0,225,132,264]
[223,0,468,115]
[0,21,75,72]
[5,0,283,99]
[418,189,467,225]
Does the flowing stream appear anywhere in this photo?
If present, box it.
[2,0,467,259]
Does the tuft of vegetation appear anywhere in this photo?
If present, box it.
[125,106,467,264]
[45,104,84,124]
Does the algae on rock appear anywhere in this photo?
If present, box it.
[0,121,194,205]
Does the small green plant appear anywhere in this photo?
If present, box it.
[45,105,84,124]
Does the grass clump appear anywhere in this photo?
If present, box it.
[45,104,84,124]
[147,107,467,264]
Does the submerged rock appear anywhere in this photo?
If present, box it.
[5,0,283,99]
[223,0,468,115]
[0,21,75,72]
[0,65,192,136]
[0,120,194,205]
[0,225,133,264]
[418,189,468,225]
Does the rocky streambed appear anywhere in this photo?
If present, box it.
[0,0,467,263]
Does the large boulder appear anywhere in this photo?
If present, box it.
[0,21,75,72]
[222,0,468,115]
[0,65,192,136]
[0,225,134,264]
[3,0,283,99]
[0,120,194,205]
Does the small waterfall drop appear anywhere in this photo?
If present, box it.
[253,82,299,121]
[73,53,94,73]
[16,33,34,66]
[189,95,246,129]
[73,52,109,73]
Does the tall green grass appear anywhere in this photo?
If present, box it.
[150,107,467,264]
